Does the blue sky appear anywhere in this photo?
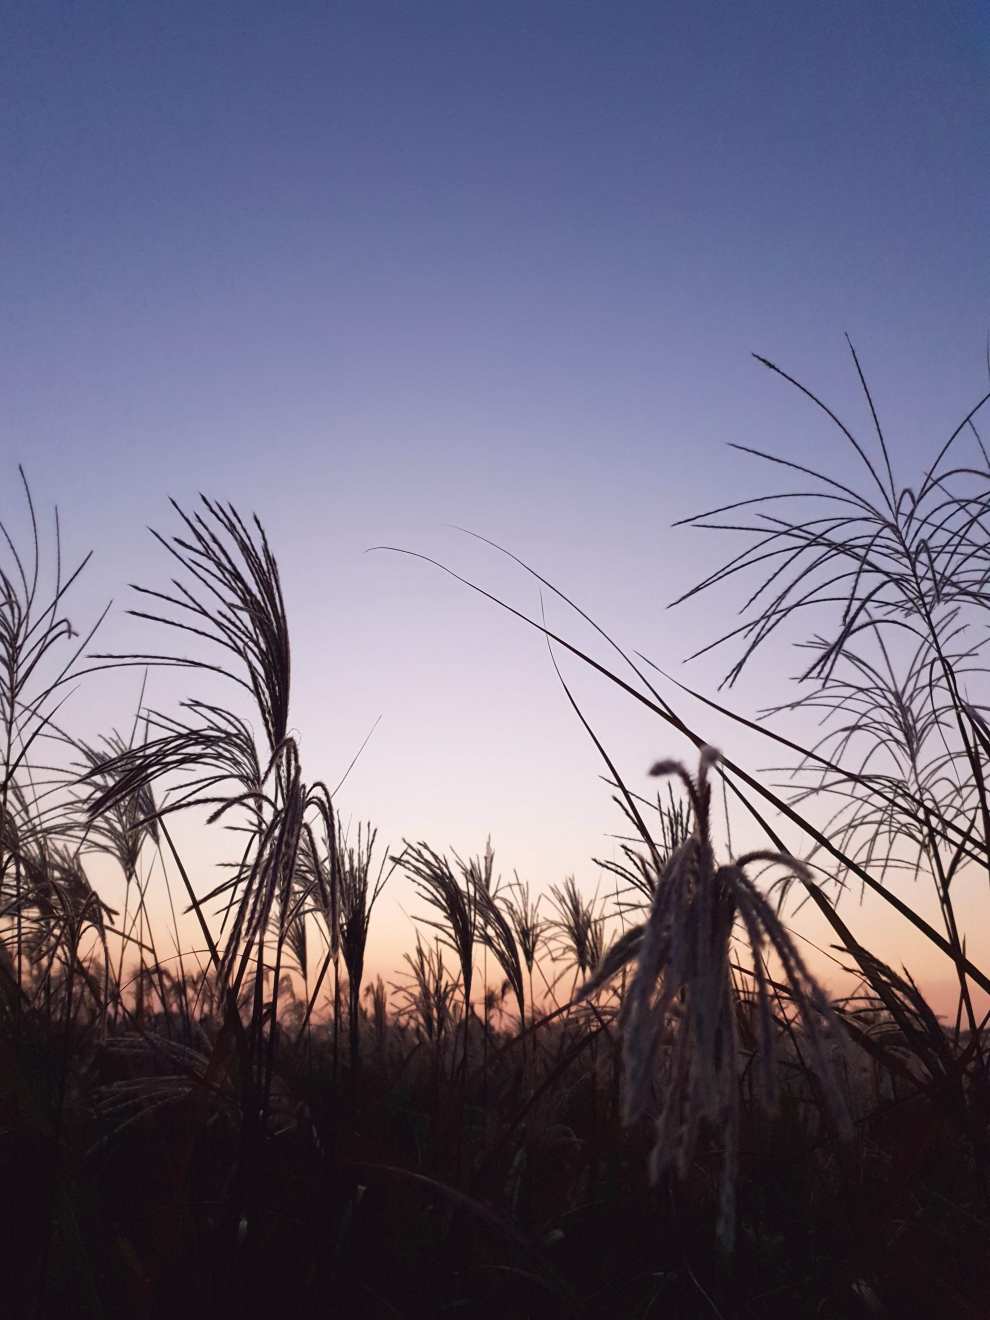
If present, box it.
[2,2,988,1000]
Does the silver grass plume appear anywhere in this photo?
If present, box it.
[576,747,851,1251]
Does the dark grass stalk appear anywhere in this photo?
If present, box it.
[673,350,990,852]
[337,818,393,1088]
[547,875,606,1021]
[0,472,108,1016]
[575,747,852,1250]
[503,875,546,1031]
[400,841,479,1082]
[371,540,990,996]
[472,847,527,1034]
[393,933,461,1133]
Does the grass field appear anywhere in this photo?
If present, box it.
[3,352,990,1318]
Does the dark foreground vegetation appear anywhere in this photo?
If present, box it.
[3,349,990,1318]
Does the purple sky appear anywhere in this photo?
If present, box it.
[2,3,988,1007]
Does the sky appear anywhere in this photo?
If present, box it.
[2,2,988,1012]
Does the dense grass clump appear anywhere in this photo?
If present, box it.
[3,349,990,1317]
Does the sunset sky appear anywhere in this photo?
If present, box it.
[2,2,988,1011]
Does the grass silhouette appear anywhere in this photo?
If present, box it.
[3,349,990,1317]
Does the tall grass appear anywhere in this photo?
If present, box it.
[4,348,990,1315]
[578,747,850,1249]
[549,873,605,983]
[399,840,480,1077]
[337,818,392,1078]
[502,873,547,1027]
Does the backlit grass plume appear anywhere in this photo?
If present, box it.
[502,874,546,1025]
[549,874,605,980]
[337,819,392,1073]
[470,844,527,1031]
[400,840,479,1072]
[393,931,460,1045]
[577,746,851,1250]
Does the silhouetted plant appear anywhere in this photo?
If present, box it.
[0,471,107,1004]
[80,497,341,1145]
[400,840,479,1074]
[578,747,851,1250]
[5,340,990,1315]
[597,782,692,910]
[471,844,527,1032]
[364,973,388,1060]
[336,818,392,1076]
[393,931,460,1046]
[674,343,990,1036]
[548,874,605,982]
[502,874,547,1025]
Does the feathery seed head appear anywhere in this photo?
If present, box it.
[578,749,850,1251]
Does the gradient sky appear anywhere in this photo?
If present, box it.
[2,2,988,1010]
